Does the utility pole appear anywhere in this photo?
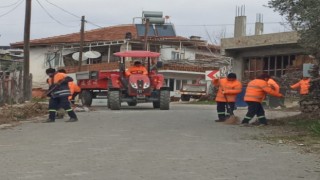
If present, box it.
[143,19,150,51]
[78,16,85,71]
[23,0,31,101]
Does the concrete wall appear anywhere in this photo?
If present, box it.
[29,47,49,88]
[221,31,299,55]
[220,31,304,80]
[160,46,196,61]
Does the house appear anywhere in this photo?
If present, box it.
[11,24,225,96]
[221,13,314,81]
[0,48,23,77]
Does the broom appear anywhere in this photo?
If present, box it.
[223,92,240,125]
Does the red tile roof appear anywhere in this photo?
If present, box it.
[11,24,138,47]
[10,24,220,51]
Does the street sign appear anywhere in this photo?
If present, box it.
[205,70,220,81]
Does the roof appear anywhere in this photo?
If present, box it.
[11,24,138,47]
[10,24,220,52]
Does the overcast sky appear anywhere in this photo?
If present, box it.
[0,0,289,46]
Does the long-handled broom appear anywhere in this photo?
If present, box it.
[223,93,240,125]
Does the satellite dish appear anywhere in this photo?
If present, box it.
[84,51,101,58]
[72,52,88,61]
[62,49,76,56]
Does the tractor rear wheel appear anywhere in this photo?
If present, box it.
[109,91,121,110]
[107,92,111,109]
[127,101,137,106]
[81,90,93,107]
[180,94,191,101]
[159,90,170,110]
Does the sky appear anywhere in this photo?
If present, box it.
[0,0,290,46]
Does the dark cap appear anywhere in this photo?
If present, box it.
[227,73,237,79]
[45,68,56,74]
[134,61,142,65]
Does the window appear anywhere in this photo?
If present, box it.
[182,80,188,85]
[45,52,60,67]
[169,79,174,91]
[164,79,168,86]
[176,80,182,90]
[171,51,184,60]
[244,55,299,79]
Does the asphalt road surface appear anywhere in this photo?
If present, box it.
[0,103,319,180]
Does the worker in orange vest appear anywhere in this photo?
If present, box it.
[58,69,81,104]
[125,61,148,76]
[290,77,311,95]
[267,78,280,93]
[212,73,242,122]
[45,68,78,123]
[267,77,285,109]
[241,74,283,126]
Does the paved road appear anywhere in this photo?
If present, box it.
[0,103,319,180]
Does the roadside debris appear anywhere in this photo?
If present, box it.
[0,102,48,125]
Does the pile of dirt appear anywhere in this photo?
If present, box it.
[268,112,319,126]
[0,102,48,124]
[263,113,320,154]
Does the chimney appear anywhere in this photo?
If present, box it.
[234,5,246,38]
[255,13,264,35]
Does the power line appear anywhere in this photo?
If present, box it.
[0,0,24,18]
[175,21,289,27]
[0,0,22,8]
[44,0,80,19]
[35,0,79,28]
[86,20,103,28]
[43,0,103,28]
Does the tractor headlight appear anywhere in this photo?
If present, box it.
[143,82,150,89]
[131,83,138,89]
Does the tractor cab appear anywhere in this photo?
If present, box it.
[107,50,170,110]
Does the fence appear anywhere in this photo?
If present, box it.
[0,70,32,106]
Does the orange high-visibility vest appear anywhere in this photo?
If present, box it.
[125,66,148,76]
[267,78,280,93]
[290,78,310,95]
[68,82,81,100]
[244,79,282,102]
[212,78,242,102]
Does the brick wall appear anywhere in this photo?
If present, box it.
[62,62,217,73]
[162,64,217,72]
[62,62,119,73]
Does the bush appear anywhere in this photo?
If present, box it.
[310,120,320,136]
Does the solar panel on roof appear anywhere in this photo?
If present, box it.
[155,24,176,37]
[135,24,156,37]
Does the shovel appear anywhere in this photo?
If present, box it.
[223,92,240,125]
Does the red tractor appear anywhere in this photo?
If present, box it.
[107,51,170,110]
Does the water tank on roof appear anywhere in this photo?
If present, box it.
[143,11,163,18]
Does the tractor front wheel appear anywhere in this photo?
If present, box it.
[109,90,121,110]
[159,90,170,110]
